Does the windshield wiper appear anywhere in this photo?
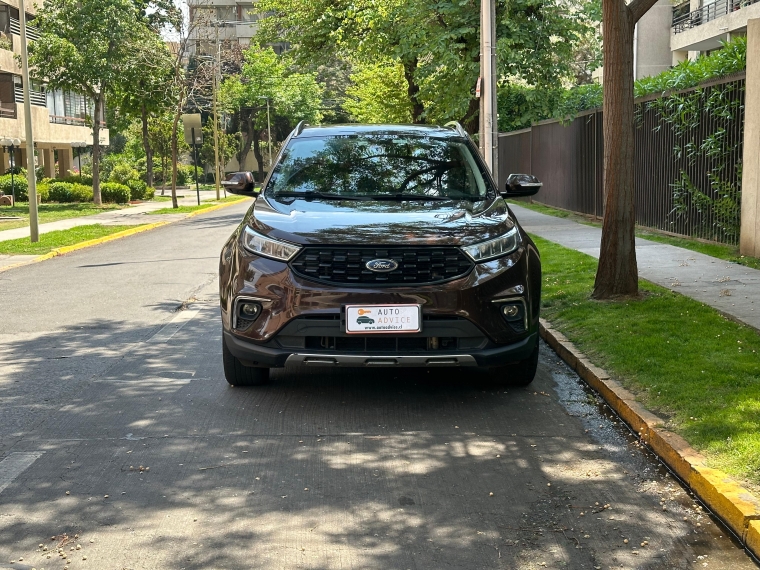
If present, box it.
[274,191,367,201]
[367,194,484,202]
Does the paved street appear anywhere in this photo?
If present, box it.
[0,202,757,569]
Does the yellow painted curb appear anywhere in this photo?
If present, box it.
[0,197,251,274]
[185,197,249,218]
[539,318,760,557]
[747,520,760,555]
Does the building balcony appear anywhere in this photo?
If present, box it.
[671,0,760,51]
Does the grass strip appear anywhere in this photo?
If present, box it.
[534,234,760,491]
[0,202,125,231]
[511,199,760,271]
[147,196,249,215]
[0,224,138,255]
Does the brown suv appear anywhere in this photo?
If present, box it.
[219,123,542,387]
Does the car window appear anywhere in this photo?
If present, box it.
[266,134,488,199]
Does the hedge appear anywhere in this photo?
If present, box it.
[100,182,131,204]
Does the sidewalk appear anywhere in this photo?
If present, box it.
[511,203,760,331]
[0,189,225,243]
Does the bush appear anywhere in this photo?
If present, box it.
[37,182,49,203]
[126,179,148,200]
[110,162,141,186]
[100,182,130,204]
[48,181,93,203]
[144,186,156,200]
[0,173,28,201]
[63,174,94,186]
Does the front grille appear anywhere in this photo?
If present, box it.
[305,336,463,352]
[290,246,474,286]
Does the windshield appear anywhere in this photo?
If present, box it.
[265,134,489,200]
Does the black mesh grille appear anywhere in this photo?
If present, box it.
[290,246,474,286]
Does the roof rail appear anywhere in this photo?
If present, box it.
[293,120,307,137]
[444,121,468,138]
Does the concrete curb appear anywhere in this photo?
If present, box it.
[0,197,249,274]
[540,318,760,557]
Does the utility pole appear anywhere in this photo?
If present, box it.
[480,0,498,188]
[213,24,221,200]
[18,0,38,242]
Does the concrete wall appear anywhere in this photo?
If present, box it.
[637,0,675,79]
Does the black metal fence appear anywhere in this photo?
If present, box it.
[499,74,745,245]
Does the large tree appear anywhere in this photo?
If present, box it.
[111,32,174,188]
[257,0,592,130]
[30,0,147,204]
[220,47,322,182]
[592,0,660,298]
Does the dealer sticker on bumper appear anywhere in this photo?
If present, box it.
[345,304,421,334]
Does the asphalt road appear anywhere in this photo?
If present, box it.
[0,201,757,569]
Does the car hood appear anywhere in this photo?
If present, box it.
[248,195,516,246]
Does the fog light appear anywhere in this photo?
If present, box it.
[241,303,261,317]
[502,305,520,318]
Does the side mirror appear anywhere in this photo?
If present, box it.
[502,173,542,197]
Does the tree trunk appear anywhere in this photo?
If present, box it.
[161,154,166,195]
[141,105,154,188]
[252,129,264,183]
[92,95,103,206]
[461,95,480,135]
[402,57,424,123]
[238,113,253,174]
[170,112,180,209]
[592,0,639,299]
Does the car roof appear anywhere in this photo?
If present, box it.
[295,124,465,139]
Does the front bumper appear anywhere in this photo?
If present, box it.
[224,329,538,368]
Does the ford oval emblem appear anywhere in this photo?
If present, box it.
[366,258,398,272]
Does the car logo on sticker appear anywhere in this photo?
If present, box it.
[366,259,398,272]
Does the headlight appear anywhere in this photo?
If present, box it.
[242,226,302,261]
[461,227,522,262]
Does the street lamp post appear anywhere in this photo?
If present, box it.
[258,96,272,171]
[1,137,21,204]
[191,129,201,206]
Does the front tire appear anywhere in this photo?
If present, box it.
[489,341,539,387]
[223,336,269,386]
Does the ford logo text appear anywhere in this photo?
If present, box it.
[366,259,398,272]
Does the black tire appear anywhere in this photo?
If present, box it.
[489,341,539,387]
[222,337,269,386]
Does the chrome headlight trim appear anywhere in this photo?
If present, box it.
[460,226,522,262]
[242,226,302,262]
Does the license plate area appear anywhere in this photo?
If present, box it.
[345,304,421,334]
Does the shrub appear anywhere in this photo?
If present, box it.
[48,181,93,203]
[37,182,49,203]
[110,162,141,185]
[144,186,156,200]
[126,179,148,200]
[63,174,94,186]
[100,182,130,204]
[0,173,28,201]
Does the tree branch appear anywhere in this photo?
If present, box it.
[628,0,660,24]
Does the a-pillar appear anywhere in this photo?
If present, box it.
[58,147,73,178]
[740,19,760,256]
[42,148,55,178]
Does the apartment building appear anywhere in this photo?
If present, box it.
[671,0,759,60]
[0,0,107,178]
[187,0,283,57]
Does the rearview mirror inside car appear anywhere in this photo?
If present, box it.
[502,173,542,197]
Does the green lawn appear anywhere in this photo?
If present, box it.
[512,199,760,271]
[535,235,760,491]
[0,203,125,231]
[0,224,138,255]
